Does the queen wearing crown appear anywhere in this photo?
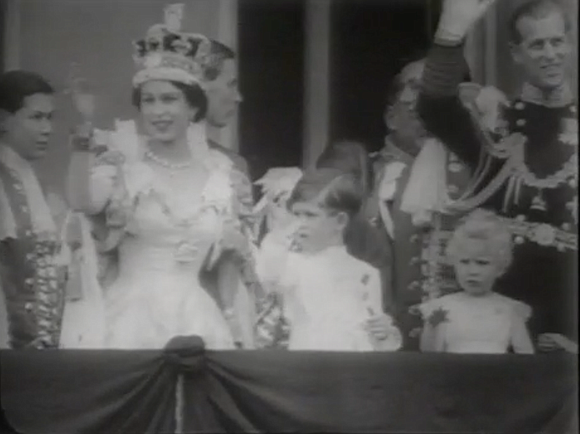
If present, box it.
[62,5,257,350]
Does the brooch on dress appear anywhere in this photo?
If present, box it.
[427,307,449,328]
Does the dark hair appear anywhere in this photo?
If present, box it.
[315,140,373,197]
[288,168,363,219]
[132,80,208,122]
[203,39,236,82]
[0,70,54,113]
[385,50,428,109]
[508,0,569,44]
[386,52,472,110]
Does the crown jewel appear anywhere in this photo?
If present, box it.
[132,4,211,87]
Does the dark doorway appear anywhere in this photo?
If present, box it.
[0,0,6,73]
[330,0,435,153]
[237,0,306,181]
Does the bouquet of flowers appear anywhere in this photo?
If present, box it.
[254,291,290,349]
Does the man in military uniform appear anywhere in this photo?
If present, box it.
[418,0,577,350]
[372,57,472,350]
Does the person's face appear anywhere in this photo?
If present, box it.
[205,58,242,128]
[511,12,571,90]
[385,60,427,144]
[453,239,503,297]
[139,80,194,144]
[1,93,54,161]
[290,200,347,253]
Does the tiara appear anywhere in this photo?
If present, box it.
[132,4,211,87]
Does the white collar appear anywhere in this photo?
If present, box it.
[0,144,33,173]
[306,243,348,259]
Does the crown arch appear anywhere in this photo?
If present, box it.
[5,0,238,197]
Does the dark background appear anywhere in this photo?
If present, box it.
[238,0,441,181]
[0,0,5,73]
[238,0,306,181]
[0,1,6,72]
[330,0,438,152]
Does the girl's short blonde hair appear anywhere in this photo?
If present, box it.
[446,208,514,274]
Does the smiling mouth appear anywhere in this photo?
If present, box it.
[152,121,173,130]
[543,65,562,74]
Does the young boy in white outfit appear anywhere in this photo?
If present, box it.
[256,167,401,351]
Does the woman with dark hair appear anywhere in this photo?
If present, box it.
[64,5,257,349]
[0,70,67,349]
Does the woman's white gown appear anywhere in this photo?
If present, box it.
[61,122,237,350]
[103,173,235,350]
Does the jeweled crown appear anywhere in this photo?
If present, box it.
[132,4,211,87]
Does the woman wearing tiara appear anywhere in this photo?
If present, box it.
[63,5,256,350]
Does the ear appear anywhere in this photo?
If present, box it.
[385,106,397,131]
[0,108,12,134]
[335,211,350,230]
[509,42,522,65]
[496,261,509,278]
[562,34,573,55]
[188,106,199,123]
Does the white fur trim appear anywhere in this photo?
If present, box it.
[377,161,406,238]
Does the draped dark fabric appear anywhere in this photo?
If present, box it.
[199,351,578,434]
[1,338,577,434]
[1,350,178,434]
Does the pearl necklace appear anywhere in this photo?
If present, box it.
[145,149,192,171]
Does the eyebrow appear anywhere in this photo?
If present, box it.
[142,91,181,98]
[30,109,54,115]
[529,33,565,43]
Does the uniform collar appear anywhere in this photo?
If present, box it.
[520,82,574,108]
[379,136,418,163]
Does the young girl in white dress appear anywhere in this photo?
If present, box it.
[62,6,255,350]
[256,168,402,352]
[418,208,534,354]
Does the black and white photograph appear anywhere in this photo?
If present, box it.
[0,0,578,432]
